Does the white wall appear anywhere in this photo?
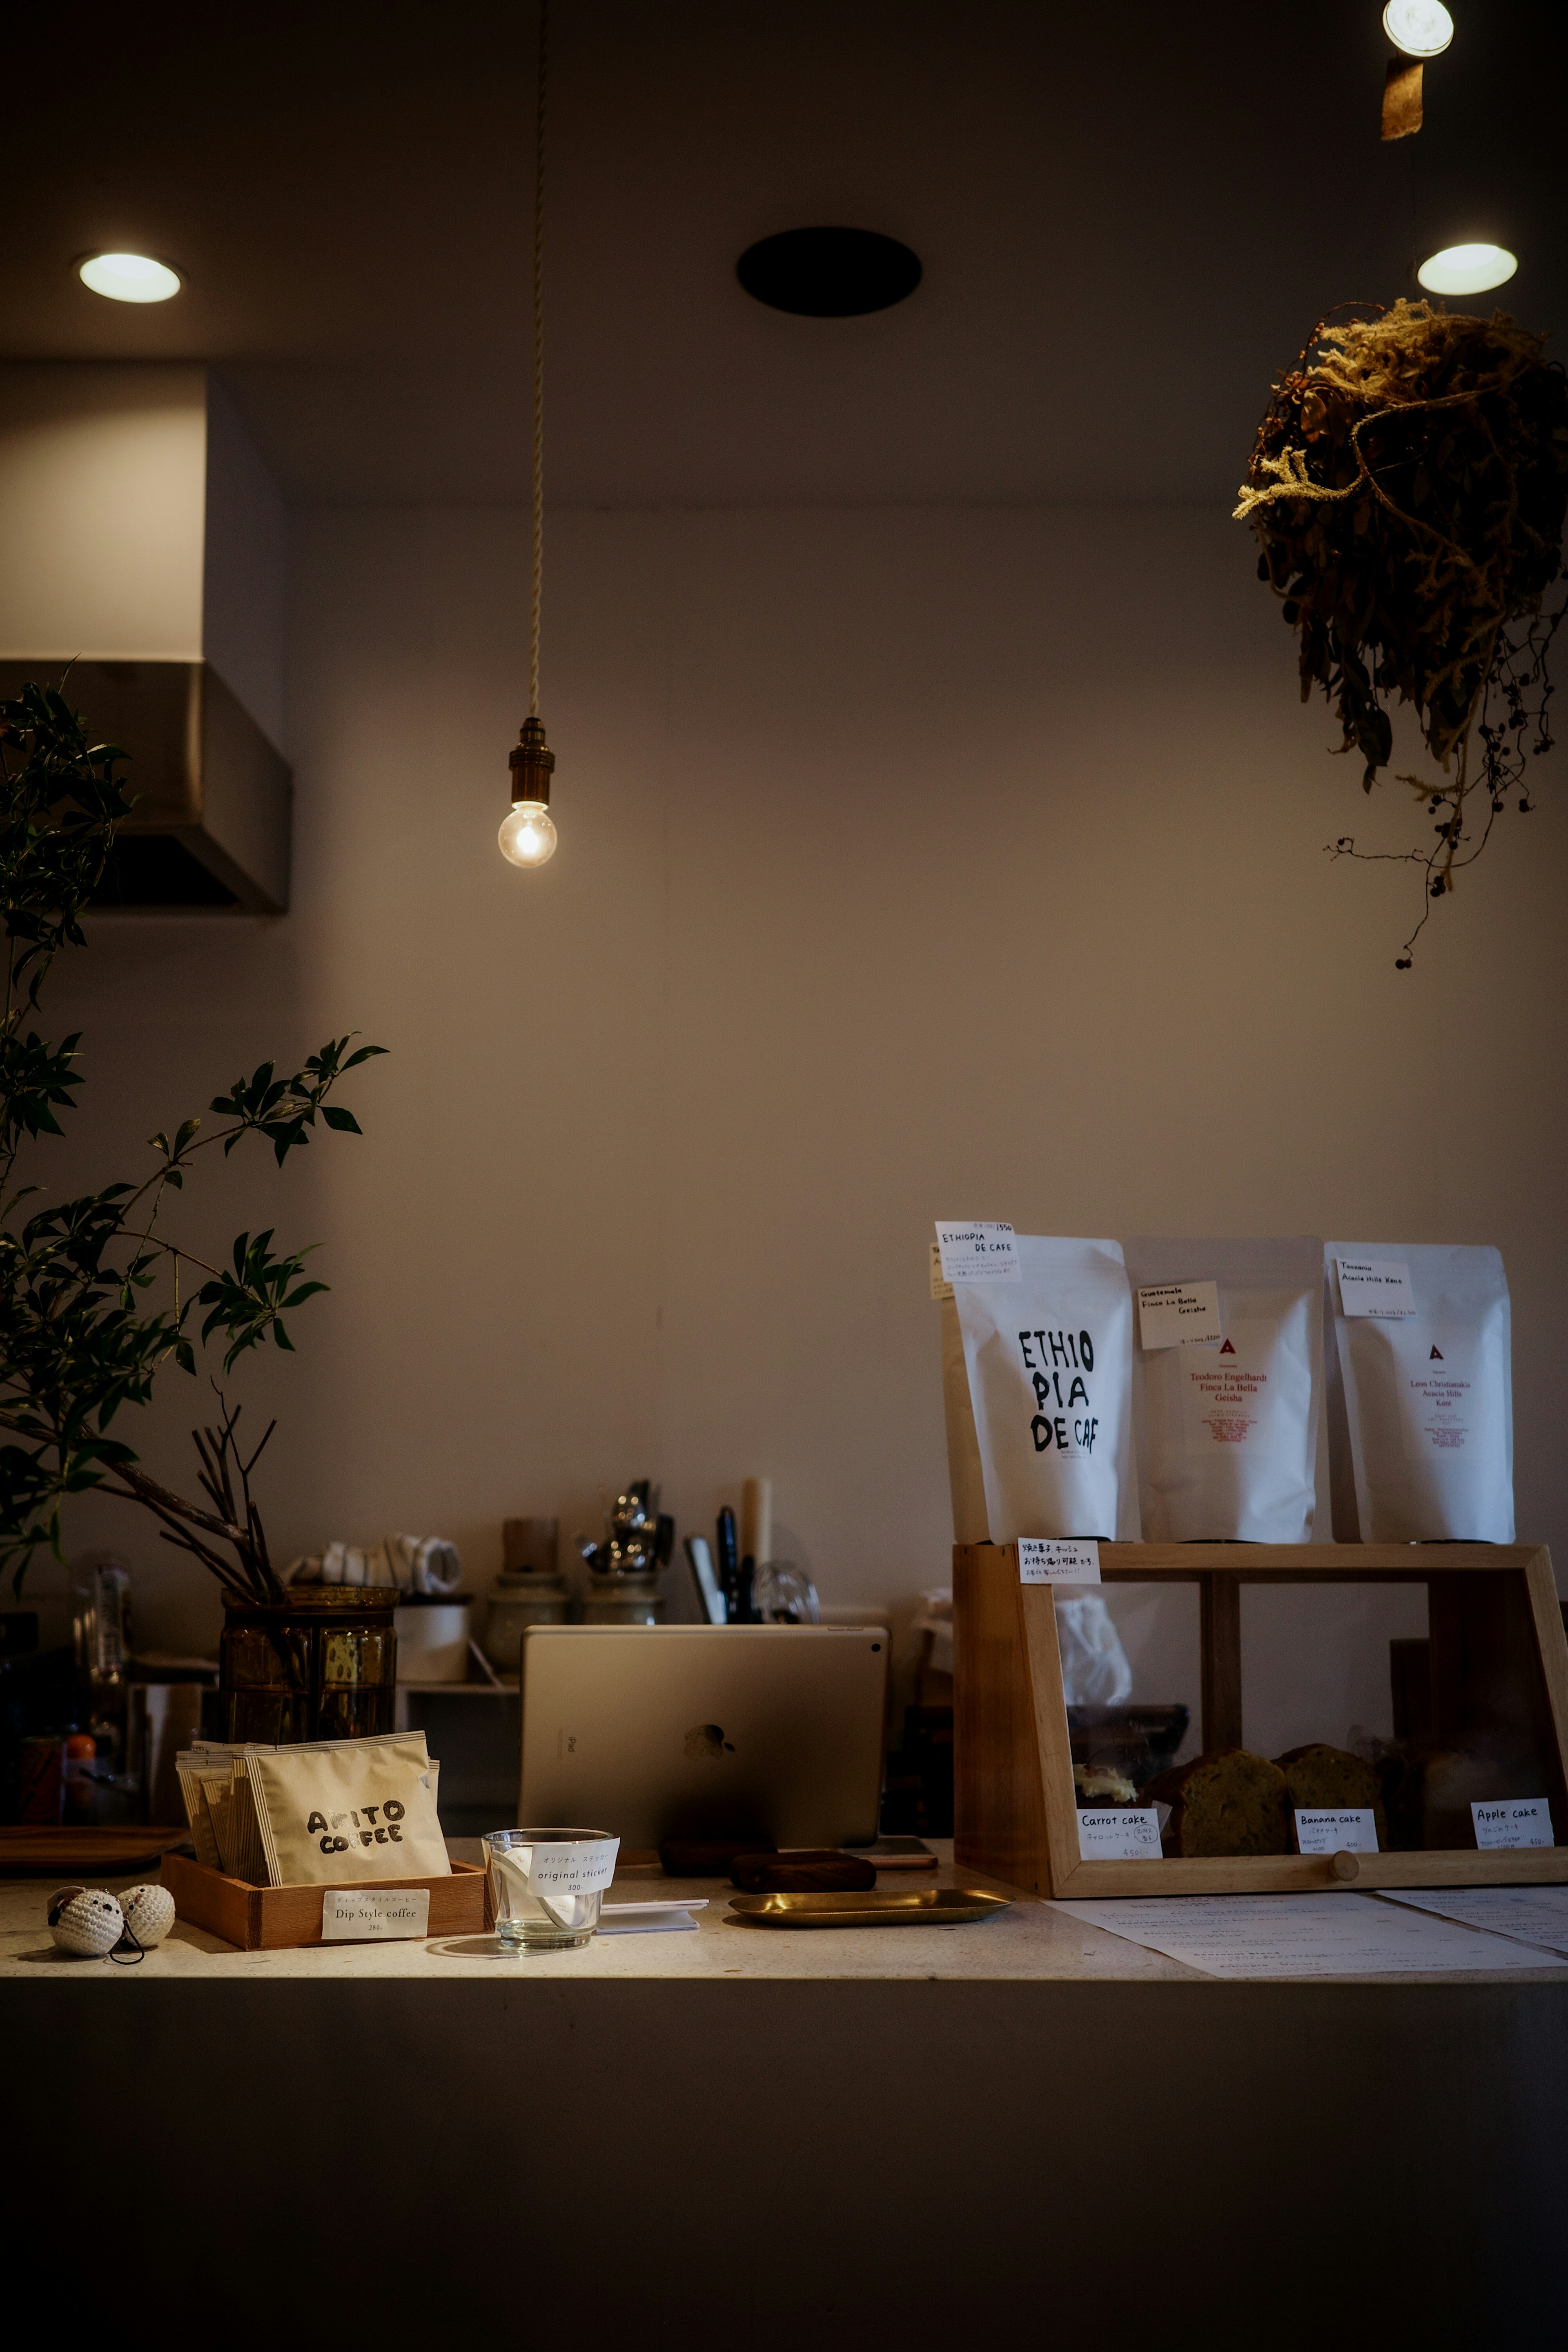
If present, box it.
[0,363,287,753]
[31,503,1568,1655]
[0,364,207,660]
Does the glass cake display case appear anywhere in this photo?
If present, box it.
[954,1543,1568,1898]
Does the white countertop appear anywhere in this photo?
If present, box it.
[7,1841,1568,1986]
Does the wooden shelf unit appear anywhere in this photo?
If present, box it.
[954,1541,1568,1900]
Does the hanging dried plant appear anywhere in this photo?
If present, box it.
[1235,298,1568,964]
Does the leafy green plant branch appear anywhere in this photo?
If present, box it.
[0,681,385,1602]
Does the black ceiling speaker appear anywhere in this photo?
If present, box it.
[736,226,922,317]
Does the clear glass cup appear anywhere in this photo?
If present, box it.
[485,1826,620,1950]
[752,1560,820,1624]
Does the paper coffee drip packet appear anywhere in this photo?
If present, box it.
[950,1234,1138,1542]
[176,1733,442,1884]
[1325,1243,1513,1541]
[245,1736,450,1887]
[1124,1236,1327,1543]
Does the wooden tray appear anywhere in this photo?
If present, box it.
[161,1850,489,1950]
[0,1826,193,1878]
[956,1541,1568,1900]
[729,1887,1012,1928]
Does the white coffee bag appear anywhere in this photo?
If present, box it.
[1325,1243,1514,1541]
[952,1235,1138,1543]
[1125,1236,1326,1543]
[937,1291,990,1544]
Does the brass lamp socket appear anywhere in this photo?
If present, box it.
[508,714,556,808]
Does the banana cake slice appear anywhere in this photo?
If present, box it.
[1276,1743,1388,1850]
[1145,1749,1290,1856]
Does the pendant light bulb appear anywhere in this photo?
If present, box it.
[500,714,557,868]
[499,801,557,867]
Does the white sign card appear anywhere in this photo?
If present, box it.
[1379,1887,1568,1960]
[1076,1808,1162,1861]
[1472,1800,1554,1851]
[597,1900,708,1936]
[934,1221,1020,1283]
[1048,1892,1554,1978]
[929,1242,954,1301]
[1136,1281,1222,1351]
[504,1836,621,1895]
[321,1888,431,1942]
[1294,1808,1379,1855]
[1018,1537,1101,1585]
[1336,1258,1416,1318]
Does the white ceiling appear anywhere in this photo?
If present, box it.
[3,0,1563,507]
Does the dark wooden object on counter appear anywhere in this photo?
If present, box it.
[658,1834,776,1875]
[0,1825,192,1878]
[730,1850,877,1893]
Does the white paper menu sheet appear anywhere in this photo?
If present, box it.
[1047,1893,1565,1978]
[1376,1886,1568,1960]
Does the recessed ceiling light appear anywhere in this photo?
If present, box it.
[1417,243,1518,296]
[737,227,922,318]
[77,252,183,304]
[1383,1,1454,57]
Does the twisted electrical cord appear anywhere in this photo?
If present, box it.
[529,0,548,719]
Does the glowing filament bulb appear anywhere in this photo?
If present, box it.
[498,716,557,868]
[498,800,557,866]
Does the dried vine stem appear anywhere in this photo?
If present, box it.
[1236,298,1568,966]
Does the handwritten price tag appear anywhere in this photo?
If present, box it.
[1136,1281,1222,1350]
[935,1221,1019,1283]
[1076,1809,1162,1861]
[1018,1538,1101,1585]
[1472,1800,1554,1851]
[1294,1808,1379,1855]
[1336,1258,1416,1318]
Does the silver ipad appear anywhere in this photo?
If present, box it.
[518,1624,889,1849]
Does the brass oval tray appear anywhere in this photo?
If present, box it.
[729,1887,1012,1929]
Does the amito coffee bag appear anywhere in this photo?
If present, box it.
[246,1735,448,1886]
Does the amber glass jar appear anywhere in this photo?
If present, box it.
[218,1587,399,1744]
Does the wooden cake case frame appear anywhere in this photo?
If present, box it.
[955,1543,1568,1900]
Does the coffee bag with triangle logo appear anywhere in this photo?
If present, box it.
[1124,1236,1325,1542]
[1326,1243,1512,1541]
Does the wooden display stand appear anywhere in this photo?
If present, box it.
[161,1851,489,1950]
[954,1541,1568,1898]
